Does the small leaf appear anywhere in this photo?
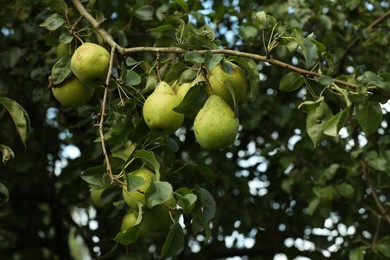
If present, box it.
[114,224,141,245]
[0,145,15,164]
[204,51,224,72]
[336,183,354,200]
[125,173,145,192]
[377,243,390,257]
[164,62,187,83]
[298,96,324,112]
[134,5,154,21]
[175,187,197,214]
[349,247,365,260]
[173,83,207,115]
[315,75,335,86]
[184,51,204,64]
[306,100,333,146]
[124,70,141,86]
[172,0,189,13]
[308,197,320,216]
[355,100,382,134]
[133,149,160,179]
[255,11,267,29]
[323,107,350,137]
[161,221,185,258]
[145,181,173,208]
[0,97,30,147]
[50,55,71,85]
[81,166,106,188]
[126,56,138,66]
[279,72,305,92]
[39,13,65,31]
[0,182,9,204]
[43,0,68,14]
[198,187,216,223]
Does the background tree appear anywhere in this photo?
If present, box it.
[1,0,390,259]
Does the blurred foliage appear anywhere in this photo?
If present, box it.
[1,0,390,259]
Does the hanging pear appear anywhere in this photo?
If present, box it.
[142,81,184,134]
[194,95,239,150]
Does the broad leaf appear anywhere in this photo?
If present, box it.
[161,221,185,258]
[0,97,30,147]
[355,100,382,134]
[134,5,154,21]
[50,55,71,85]
[323,107,350,137]
[133,149,160,179]
[81,165,107,188]
[114,224,141,245]
[306,100,333,146]
[279,72,304,92]
[124,70,141,86]
[173,83,207,115]
[39,13,65,31]
[145,181,173,208]
[204,51,223,72]
[184,51,204,64]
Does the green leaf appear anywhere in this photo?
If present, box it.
[365,151,387,172]
[279,72,305,92]
[114,224,141,245]
[198,187,216,223]
[81,166,106,188]
[377,243,390,257]
[51,55,71,85]
[125,173,145,192]
[126,56,138,66]
[0,182,9,204]
[145,181,173,208]
[307,197,320,216]
[59,33,73,44]
[173,83,207,115]
[134,5,154,21]
[133,149,160,179]
[355,100,382,134]
[298,96,324,112]
[255,11,267,29]
[175,187,197,214]
[39,13,65,31]
[323,107,350,137]
[336,183,354,200]
[204,51,224,72]
[0,145,15,164]
[161,221,185,258]
[164,62,187,83]
[124,70,141,86]
[43,0,68,14]
[315,75,335,86]
[349,247,365,260]
[184,51,204,64]
[358,71,389,91]
[178,68,198,84]
[173,0,189,14]
[306,100,333,146]
[0,97,30,147]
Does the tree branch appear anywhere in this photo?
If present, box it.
[70,0,361,90]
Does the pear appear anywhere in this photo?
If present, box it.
[142,81,184,134]
[207,61,248,108]
[194,95,239,150]
[122,168,156,209]
[71,42,110,88]
[52,76,95,107]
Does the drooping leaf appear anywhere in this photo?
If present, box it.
[145,181,173,208]
[198,187,216,223]
[306,100,333,146]
[114,224,141,245]
[279,72,305,92]
[184,51,204,64]
[355,100,382,134]
[161,221,185,258]
[204,51,224,72]
[134,5,154,21]
[39,13,65,31]
[50,55,71,85]
[133,149,160,179]
[0,97,30,147]
[175,187,197,215]
[43,0,68,14]
[323,107,350,137]
[315,75,335,86]
[173,83,207,115]
[81,165,107,188]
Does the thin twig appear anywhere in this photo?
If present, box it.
[156,51,161,82]
[97,46,116,183]
[361,160,390,225]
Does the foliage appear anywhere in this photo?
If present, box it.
[1,0,390,259]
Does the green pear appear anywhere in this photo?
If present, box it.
[56,42,73,59]
[52,76,95,107]
[142,81,184,134]
[194,95,239,150]
[207,61,248,108]
[122,168,156,209]
[139,205,172,236]
[71,42,110,88]
[90,188,104,208]
[173,82,198,119]
[120,210,138,231]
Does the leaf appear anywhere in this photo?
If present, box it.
[255,11,267,29]
[204,51,224,72]
[279,72,305,92]
[306,100,333,146]
[50,55,71,85]
[39,13,65,31]
[161,221,185,258]
[125,173,145,192]
[173,0,189,14]
[358,71,390,91]
[134,5,154,21]
[308,197,320,216]
[184,51,204,64]
[43,0,68,14]
[377,243,390,257]
[124,70,141,86]
[114,224,141,245]
[164,62,187,83]
[298,96,324,112]
[81,165,106,188]
[0,97,30,147]
[323,107,350,137]
[173,83,207,115]
[336,183,354,200]
[0,182,9,204]
[315,75,335,86]
[198,187,216,223]
[355,100,382,134]
[349,247,365,260]
[0,145,15,164]
[175,187,197,214]
[365,151,387,172]
[126,56,138,66]
[133,149,160,179]
[145,181,173,208]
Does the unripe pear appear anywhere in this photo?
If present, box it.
[90,188,104,208]
[71,42,110,88]
[120,210,138,231]
[142,81,184,134]
[52,76,95,107]
[122,168,156,209]
[194,95,239,150]
[207,61,248,108]
[56,42,73,59]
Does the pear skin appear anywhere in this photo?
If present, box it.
[52,76,95,107]
[194,95,239,150]
[142,81,184,134]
